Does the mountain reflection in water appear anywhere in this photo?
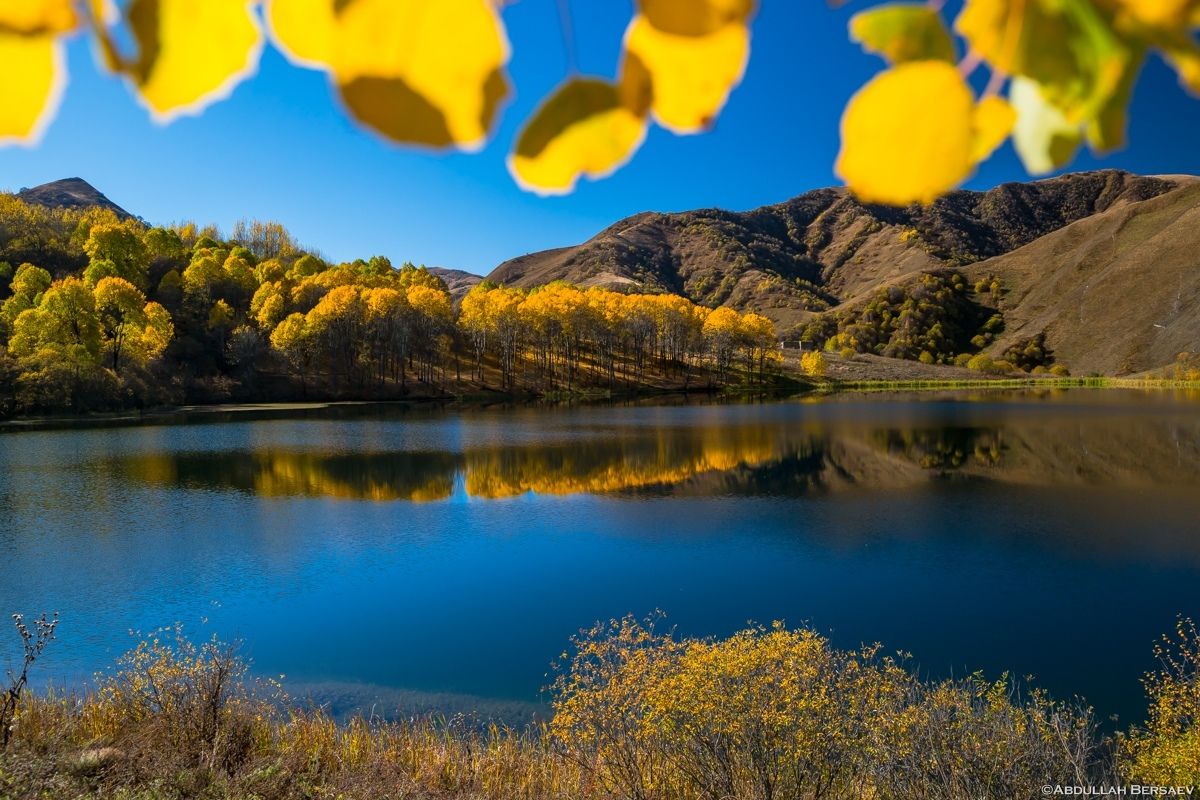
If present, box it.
[113,414,1200,502]
[3,390,1200,726]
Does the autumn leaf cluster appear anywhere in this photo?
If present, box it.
[0,0,755,197]
[837,0,1200,204]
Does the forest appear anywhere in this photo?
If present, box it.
[0,195,781,418]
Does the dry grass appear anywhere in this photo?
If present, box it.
[0,617,1197,799]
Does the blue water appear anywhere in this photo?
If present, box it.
[1,390,1198,724]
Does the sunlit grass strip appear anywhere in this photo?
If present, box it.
[826,377,1200,392]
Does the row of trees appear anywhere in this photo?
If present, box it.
[0,196,780,416]
[460,282,778,392]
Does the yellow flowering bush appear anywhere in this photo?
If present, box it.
[1120,618,1200,785]
[551,616,1103,800]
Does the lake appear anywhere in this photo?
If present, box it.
[1,389,1199,725]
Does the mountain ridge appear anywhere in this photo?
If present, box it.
[16,177,133,220]
[486,170,1200,376]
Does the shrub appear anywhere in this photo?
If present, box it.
[2,612,58,750]
[1120,618,1200,786]
[967,354,995,373]
[17,617,1200,800]
[1051,364,1071,377]
[551,617,1105,800]
[799,271,995,364]
[953,353,973,367]
[1003,333,1055,372]
[82,624,265,775]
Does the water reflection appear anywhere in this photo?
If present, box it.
[127,450,459,502]
[112,414,1200,501]
[3,391,1200,725]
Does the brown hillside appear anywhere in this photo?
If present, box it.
[427,267,483,303]
[488,171,1196,375]
[16,177,133,219]
[963,179,1200,376]
[488,171,1176,333]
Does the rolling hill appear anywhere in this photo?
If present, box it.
[16,177,133,219]
[487,171,1199,376]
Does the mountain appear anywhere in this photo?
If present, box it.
[16,177,133,219]
[426,267,483,302]
[957,178,1200,376]
[487,171,1199,376]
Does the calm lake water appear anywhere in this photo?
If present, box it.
[1,390,1199,725]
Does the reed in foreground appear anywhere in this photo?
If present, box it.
[0,616,1196,799]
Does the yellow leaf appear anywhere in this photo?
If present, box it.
[510,79,648,196]
[266,0,336,69]
[622,14,749,134]
[956,0,1129,122]
[1166,47,1200,94]
[1152,29,1200,95]
[836,61,976,206]
[850,4,956,64]
[0,32,66,146]
[639,0,755,37]
[1010,77,1082,175]
[329,0,510,151]
[0,0,76,35]
[1114,0,1199,29]
[105,0,263,121]
[971,95,1016,163]
[1087,48,1144,151]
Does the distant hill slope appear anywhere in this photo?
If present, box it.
[964,179,1200,375]
[427,267,483,302]
[16,178,133,220]
[487,170,1199,375]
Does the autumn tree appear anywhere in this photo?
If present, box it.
[8,278,102,363]
[406,284,453,386]
[230,219,300,261]
[1,264,52,334]
[305,285,365,386]
[703,306,743,378]
[269,312,314,395]
[83,221,151,290]
[459,283,494,382]
[362,287,411,386]
[94,277,149,373]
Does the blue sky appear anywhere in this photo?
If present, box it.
[4,1,1200,275]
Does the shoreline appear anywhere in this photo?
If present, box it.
[2,377,1198,433]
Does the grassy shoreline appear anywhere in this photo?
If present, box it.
[1,375,1198,433]
[2,618,1197,800]
[823,376,1200,392]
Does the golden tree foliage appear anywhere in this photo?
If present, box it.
[455,282,775,391]
[800,349,828,378]
[7,273,173,373]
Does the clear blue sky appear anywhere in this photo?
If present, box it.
[4,1,1200,275]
